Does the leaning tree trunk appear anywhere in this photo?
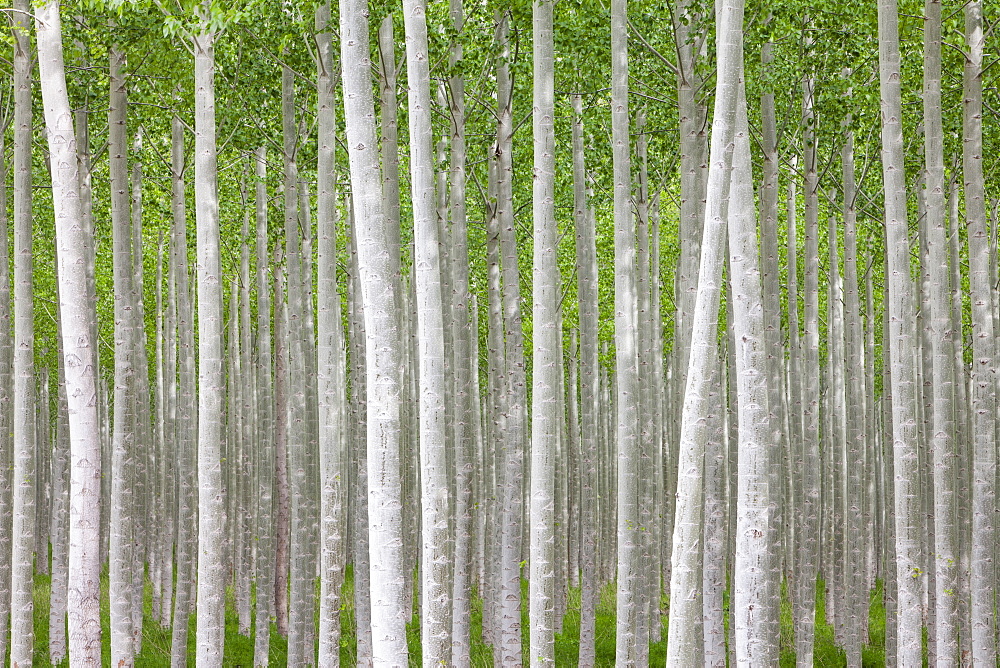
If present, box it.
[193,23,226,667]
[729,81,777,665]
[878,0,924,661]
[35,3,103,660]
[665,0,743,662]
[340,0,409,659]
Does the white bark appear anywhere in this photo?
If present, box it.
[728,81,777,665]
[169,114,197,668]
[35,5,101,661]
[9,2,36,661]
[665,0,743,662]
[795,75,821,668]
[963,1,997,661]
[842,125,867,667]
[923,0,959,658]
[316,5,345,667]
[878,0,924,660]
[610,0,641,662]
[401,0,450,661]
[572,92,599,667]
[253,144,275,667]
[448,1,474,660]
[340,0,410,659]
[495,14,527,665]
[529,0,557,663]
[108,44,135,668]
[0,98,11,668]
[193,25,226,666]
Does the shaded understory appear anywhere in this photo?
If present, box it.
[24,567,891,666]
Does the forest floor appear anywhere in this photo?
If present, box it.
[25,567,891,666]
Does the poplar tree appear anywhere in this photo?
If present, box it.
[610,0,641,661]
[529,0,558,663]
[878,0,924,660]
[9,2,37,662]
[341,0,409,657]
[35,2,103,660]
[316,5,346,667]
[401,0,450,661]
[192,11,226,663]
[963,0,997,660]
[666,0,743,662]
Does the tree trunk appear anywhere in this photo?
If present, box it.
[448,2,475,661]
[729,80,777,665]
[193,24,226,666]
[0,96,11,668]
[529,0,557,663]
[316,5,345,666]
[9,1,36,661]
[401,0,450,661]
[796,73,822,668]
[665,0,743,662]
[963,1,997,661]
[107,40,137,668]
[495,14,527,665]
[572,91,600,667]
[253,144,276,667]
[923,0,959,659]
[842,122,868,667]
[340,0,409,659]
[35,4,103,660]
[169,114,197,668]
[610,0,641,662]
[878,0,924,659]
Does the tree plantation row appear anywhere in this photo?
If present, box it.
[2,0,999,665]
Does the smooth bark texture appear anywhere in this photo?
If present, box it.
[316,6,345,667]
[169,114,196,668]
[879,0,924,661]
[611,0,641,662]
[35,3,103,661]
[666,0,743,663]
[529,0,558,663]
[402,0,450,662]
[572,92,600,667]
[193,25,226,666]
[729,82,777,665]
[341,0,409,659]
[964,1,997,661]
[495,14,527,665]
[9,2,36,662]
[923,0,959,660]
[253,145,275,667]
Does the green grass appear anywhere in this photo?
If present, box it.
[25,567,895,666]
